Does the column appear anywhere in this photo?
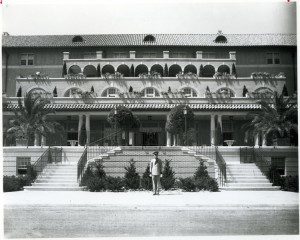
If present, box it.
[262,132,267,146]
[130,51,136,58]
[78,115,84,146]
[85,114,90,146]
[34,133,40,146]
[254,134,259,147]
[63,52,69,60]
[166,131,171,147]
[41,135,46,146]
[196,51,203,59]
[96,51,103,59]
[172,134,176,146]
[129,132,134,146]
[217,115,222,131]
[210,114,215,146]
[163,51,169,59]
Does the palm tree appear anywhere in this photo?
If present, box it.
[7,92,62,146]
[244,92,297,146]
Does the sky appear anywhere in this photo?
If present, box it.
[1,0,297,35]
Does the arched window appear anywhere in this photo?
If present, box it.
[135,64,148,76]
[169,64,182,77]
[202,65,215,77]
[68,65,81,74]
[143,35,155,42]
[216,88,235,97]
[117,64,130,77]
[254,87,273,98]
[64,87,82,97]
[184,65,197,74]
[181,87,197,98]
[27,88,48,97]
[83,65,97,77]
[150,64,163,76]
[141,88,160,98]
[102,88,119,97]
[217,65,230,74]
[215,35,227,43]
[72,36,84,43]
[102,65,115,74]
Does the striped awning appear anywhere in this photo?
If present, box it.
[4,103,261,111]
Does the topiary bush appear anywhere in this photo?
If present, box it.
[105,176,125,192]
[141,164,152,190]
[124,160,140,190]
[3,176,23,192]
[88,177,107,192]
[282,175,298,192]
[161,160,176,190]
[178,177,196,192]
[194,161,219,192]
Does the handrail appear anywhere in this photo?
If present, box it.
[77,147,87,182]
[33,147,62,176]
[89,129,123,146]
[215,147,227,187]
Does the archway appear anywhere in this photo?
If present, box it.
[68,65,81,74]
[83,65,97,77]
[135,64,148,77]
[117,64,130,77]
[184,64,197,74]
[150,64,163,76]
[202,65,215,77]
[218,65,230,74]
[102,65,115,74]
[169,64,182,77]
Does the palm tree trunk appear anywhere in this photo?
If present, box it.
[272,133,278,146]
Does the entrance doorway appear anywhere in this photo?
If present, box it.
[142,132,158,146]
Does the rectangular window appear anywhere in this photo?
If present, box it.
[203,52,216,59]
[113,52,127,58]
[267,53,280,64]
[83,52,96,59]
[20,54,34,66]
[172,52,186,58]
[16,157,31,175]
[108,88,117,97]
[145,88,155,97]
[271,157,285,175]
[143,52,157,58]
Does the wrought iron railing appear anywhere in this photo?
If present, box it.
[77,147,87,182]
[33,147,62,176]
[215,147,227,187]
[191,146,216,160]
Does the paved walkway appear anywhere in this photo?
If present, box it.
[4,190,299,208]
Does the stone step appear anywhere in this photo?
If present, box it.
[35,179,76,183]
[227,178,270,183]
[220,186,280,191]
[37,176,77,180]
[32,183,80,187]
[24,186,84,191]
[226,183,273,187]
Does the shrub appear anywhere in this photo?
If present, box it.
[194,161,219,192]
[282,176,298,192]
[161,160,176,190]
[141,164,152,190]
[124,160,140,190]
[88,177,107,192]
[3,176,23,192]
[178,177,196,192]
[17,86,22,97]
[105,176,125,192]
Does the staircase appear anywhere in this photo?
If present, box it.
[221,163,280,191]
[24,163,84,191]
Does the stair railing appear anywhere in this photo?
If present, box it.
[77,147,87,182]
[33,147,62,176]
[215,147,227,187]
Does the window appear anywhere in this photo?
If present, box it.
[267,53,280,64]
[182,88,197,97]
[16,157,31,175]
[113,52,127,58]
[102,88,118,97]
[72,36,84,43]
[83,52,96,59]
[142,88,160,97]
[215,35,227,43]
[143,52,157,58]
[64,88,81,97]
[143,35,156,42]
[203,52,216,59]
[172,52,186,58]
[217,88,235,97]
[20,54,34,66]
[271,157,285,176]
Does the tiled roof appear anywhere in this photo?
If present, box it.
[2,34,296,47]
[4,103,261,111]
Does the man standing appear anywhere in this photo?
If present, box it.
[150,151,163,195]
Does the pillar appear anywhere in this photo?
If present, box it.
[34,132,40,146]
[166,131,171,147]
[172,134,176,146]
[210,114,215,146]
[262,132,267,146]
[129,132,134,146]
[85,114,90,146]
[229,51,236,60]
[78,115,84,146]
[63,52,69,60]
[196,51,203,59]
[130,51,136,59]
[254,134,259,147]
[217,115,222,131]
[96,51,103,59]
[163,51,169,59]
[41,135,46,146]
